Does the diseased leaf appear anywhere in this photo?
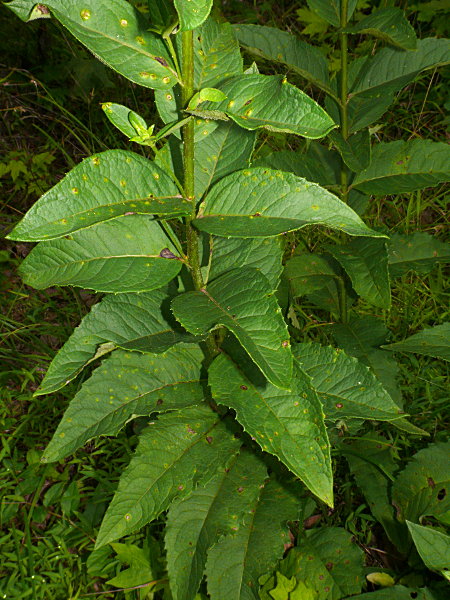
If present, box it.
[208,236,284,289]
[174,0,213,31]
[307,0,358,27]
[233,24,331,93]
[42,346,205,463]
[96,406,240,548]
[101,103,149,140]
[209,354,333,505]
[19,215,182,293]
[278,527,364,600]
[344,8,417,50]
[165,451,268,600]
[196,74,336,139]
[294,343,404,422]
[392,441,450,523]
[172,267,292,389]
[7,151,186,241]
[195,168,384,239]
[7,0,179,90]
[206,478,300,600]
[388,232,450,277]
[352,140,450,195]
[382,323,450,362]
[326,238,391,309]
[406,522,450,574]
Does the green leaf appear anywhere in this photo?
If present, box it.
[96,405,241,548]
[328,129,371,173]
[293,343,404,422]
[352,140,450,195]
[165,451,268,600]
[36,289,194,396]
[189,88,227,109]
[172,268,293,389]
[174,0,213,31]
[101,102,149,140]
[5,0,49,20]
[146,0,175,31]
[194,168,384,239]
[284,253,340,296]
[350,38,450,98]
[233,24,331,93]
[278,527,364,600]
[208,236,284,290]
[197,74,336,139]
[306,0,358,27]
[107,543,154,588]
[19,215,182,293]
[382,323,450,362]
[346,587,438,600]
[261,572,317,600]
[344,8,417,50]
[7,151,186,241]
[392,441,450,522]
[406,522,450,574]
[329,316,402,406]
[388,232,450,277]
[206,478,300,600]
[8,0,179,90]
[326,238,391,309]
[42,346,205,463]
[209,354,333,505]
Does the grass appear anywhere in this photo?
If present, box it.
[1,0,449,597]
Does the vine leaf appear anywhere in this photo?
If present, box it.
[42,346,205,463]
[174,0,213,32]
[352,140,450,195]
[205,478,300,600]
[344,7,417,50]
[165,451,268,600]
[388,232,450,278]
[326,238,391,309]
[6,0,179,89]
[7,150,186,241]
[293,343,405,422]
[18,215,182,293]
[96,406,241,548]
[209,353,333,505]
[194,74,336,139]
[382,323,450,362]
[194,168,384,239]
[233,24,331,93]
[36,289,195,396]
[172,267,293,389]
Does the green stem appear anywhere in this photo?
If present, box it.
[339,0,349,204]
[337,276,348,324]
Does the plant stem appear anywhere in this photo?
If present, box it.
[337,276,348,324]
[339,0,349,204]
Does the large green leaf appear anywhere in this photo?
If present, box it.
[392,441,450,523]
[172,268,292,389]
[194,74,336,139]
[344,8,417,50]
[352,140,450,195]
[36,289,194,396]
[233,24,331,93]
[328,129,371,173]
[350,38,450,98]
[7,151,186,241]
[194,168,384,239]
[326,238,391,309]
[19,215,182,293]
[174,0,213,31]
[209,354,333,505]
[277,527,364,600]
[382,323,450,362]
[329,316,402,406]
[406,522,450,575]
[294,343,404,422]
[208,236,284,289]
[96,405,240,548]
[388,232,450,277]
[42,346,205,463]
[346,587,438,600]
[6,0,179,90]
[205,478,300,600]
[165,451,268,600]
[307,0,358,27]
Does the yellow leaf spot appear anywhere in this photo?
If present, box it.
[92,156,100,166]
[311,205,320,210]
[136,36,146,45]
[162,76,170,84]
[120,19,128,27]
[72,187,79,194]
[80,9,91,20]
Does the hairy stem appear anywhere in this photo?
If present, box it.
[339,0,349,204]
